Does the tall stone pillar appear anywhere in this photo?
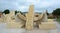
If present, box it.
[26,5,34,30]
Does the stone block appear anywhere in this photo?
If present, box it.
[7,22,24,28]
[39,22,56,29]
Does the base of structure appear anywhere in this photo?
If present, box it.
[39,22,56,29]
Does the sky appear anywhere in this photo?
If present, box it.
[0,0,60,13]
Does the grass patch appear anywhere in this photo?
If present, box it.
[56,18,60,22]
[48,17,54,19]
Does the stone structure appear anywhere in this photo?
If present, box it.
[3,11,24,28]
[3,11,15,22]
[0,5,56,30]
[26,5,34,30]
[39,22,56,29]
[15,5,56,30]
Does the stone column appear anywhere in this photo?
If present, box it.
[26,5,34,30]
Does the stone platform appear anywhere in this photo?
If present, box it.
[7,22,24,28]
[39,22,56,29]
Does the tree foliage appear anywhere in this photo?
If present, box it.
[3,9,10,14]
[15,10,24,15]
[15,10,18,15]
[52,8,60,15]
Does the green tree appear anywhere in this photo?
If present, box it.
[46,10,49,15]
[20,11,23,14]
[15,10,23,15]
[52,8,60,15]
[3,9,10,14]
[15,10,18,15]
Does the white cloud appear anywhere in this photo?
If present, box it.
[17,5,29,12]
[35,0,58,8]
[0,0,60,12]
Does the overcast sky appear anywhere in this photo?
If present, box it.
[0,0,60,13]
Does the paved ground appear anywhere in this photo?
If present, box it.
[0,20,60,33]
